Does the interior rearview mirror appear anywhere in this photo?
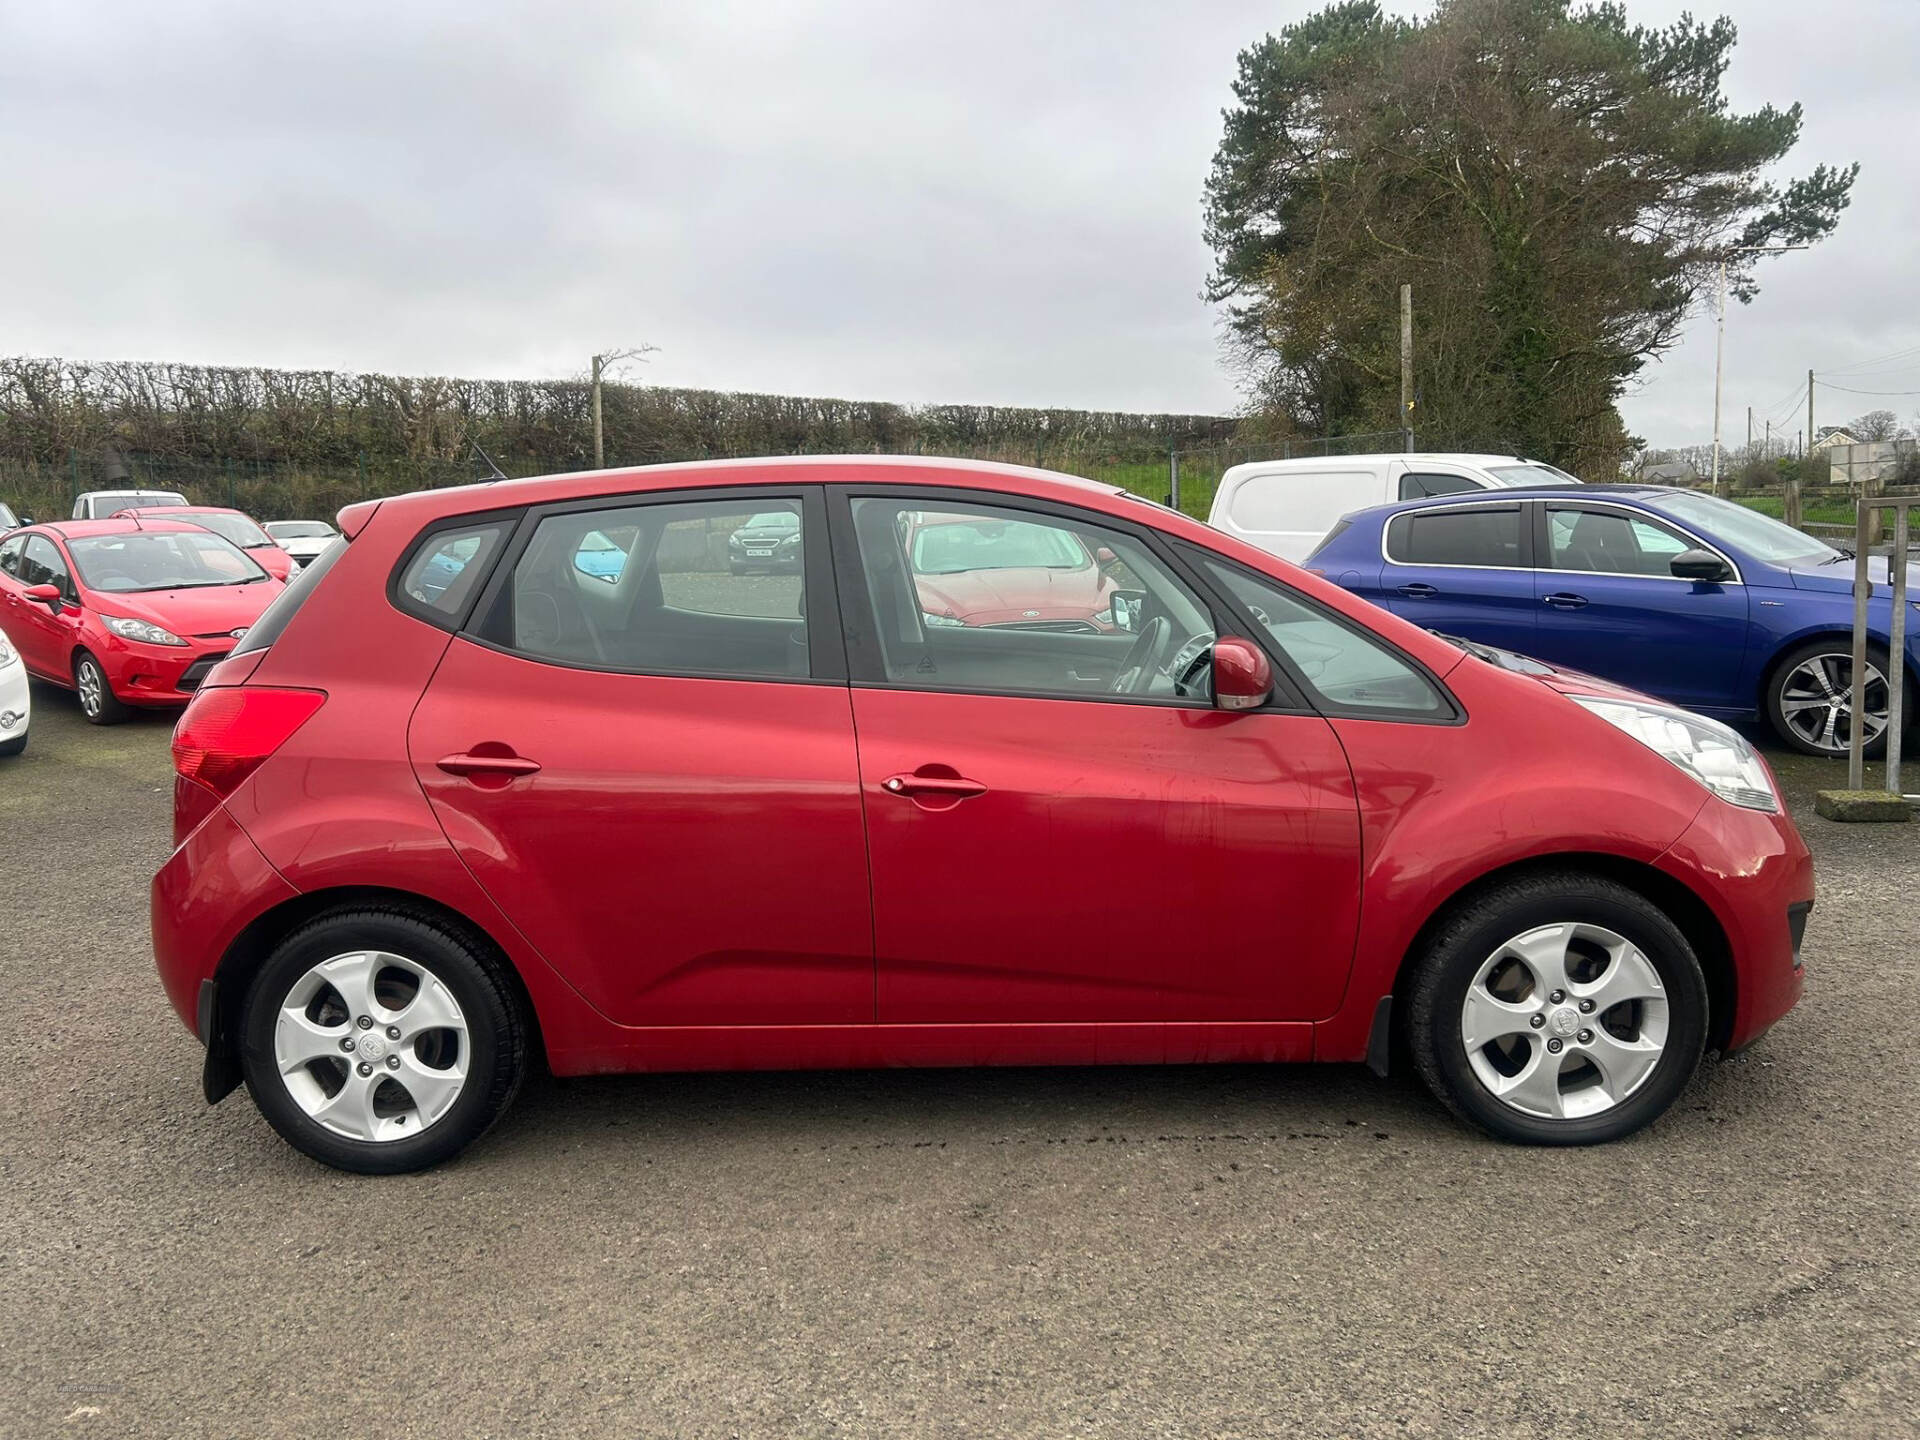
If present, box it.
[1108,589,1147,633]
[1212,636,1273,711]
[1670,549,1732,583]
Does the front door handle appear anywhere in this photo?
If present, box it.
[1542,592,1589,610]
[881,772,986,799]
[437,751,542,778]
[1396,582,1438,598]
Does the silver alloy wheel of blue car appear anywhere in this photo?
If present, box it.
[1777,650,1889,756]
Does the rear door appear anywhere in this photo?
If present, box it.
[406,488,875,1028]
[1532,502,1749,709]
[1379,501,1537,653]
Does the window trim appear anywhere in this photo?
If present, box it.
[1181,544,1465,727]
[387,506,526,632]
[458,484,847,686]
[1535,500,1744,586]
[826,485,1297,712]
[1381,501,1532,572]
[23,533,76,599]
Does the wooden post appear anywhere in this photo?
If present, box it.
[1399,284,1414,453]
[1864,474,1885,548]
[1784,476,1803,531]
[591,354,605,469]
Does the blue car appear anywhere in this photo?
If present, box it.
[1304,484,1916,757]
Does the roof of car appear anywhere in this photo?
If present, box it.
[36,518,213,540]
[117,505,244,516]
[1353,482,1684,518]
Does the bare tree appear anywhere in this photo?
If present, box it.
[591,345,657,468]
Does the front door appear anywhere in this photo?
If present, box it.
[4,535,82,679]
[835,491,1364,1025]
[1532,502,1750,711]
[407,491,874,1028]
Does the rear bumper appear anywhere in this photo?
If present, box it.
[1657,800,1815,1052]
[152,801,298,1039]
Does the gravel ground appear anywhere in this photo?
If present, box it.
[0,682,1915,1439]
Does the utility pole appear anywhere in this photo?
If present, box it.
[1746,406,1753,456]
[1807,369,1815,455]
[591,353,606,469]
[1399,284,1414,453]
[1711,245,1809,496]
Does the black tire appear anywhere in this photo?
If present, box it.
[74,650,130,725]
[239,908,526,1174]
[1765,638,1907,759]
[1406,871,1708,1145]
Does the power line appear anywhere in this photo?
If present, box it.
[1818,382,1920,397]
[1824,343,1920,376]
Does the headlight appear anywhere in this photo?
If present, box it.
[1569,695,1779,813]
[0,633,14,666]
[922,612,966,628]
[103,615,187,647]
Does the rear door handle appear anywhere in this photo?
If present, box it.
[1542,592,1589,610]
[1396,583,1438,598]
[881,772,986,799]
[437,751,542,778]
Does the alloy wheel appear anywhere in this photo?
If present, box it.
[272,950,470,1142]
[76,660,103,718]
[1778,652,1888,755]
[1460,923,1669,1121]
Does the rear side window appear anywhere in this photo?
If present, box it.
[1398,472,1484,500]
[397,522,512,624]
[1385,507,1523,567]
[231,535,348,655]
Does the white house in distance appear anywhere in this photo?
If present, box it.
[1813,426,1859,451]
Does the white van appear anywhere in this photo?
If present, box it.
[1206,453,1580,563]
[71,488,189,520]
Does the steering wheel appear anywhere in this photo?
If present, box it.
[1111,614,1172,694]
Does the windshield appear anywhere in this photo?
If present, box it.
[0,503,16,528]
[1655,491,1839,565]
[1486,463,1583,487]
[68,531,270,592]
[740,512,798,531]
[266,521,335,540]
[186,512,274,549]
[910,519,1089,574]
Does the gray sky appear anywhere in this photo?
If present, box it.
[2,0,1914,448]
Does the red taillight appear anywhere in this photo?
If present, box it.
[171,687,325,841]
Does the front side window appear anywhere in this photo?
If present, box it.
[849,496,1215,702]
[1385,506,1524,568]
[1546,506,1694,577]
[66,532,266,592]
[1203,560,1446,716]
[482,496,809,680]
[0,535,24,577]
[1399,472,1483,500]
[21,536,71,593]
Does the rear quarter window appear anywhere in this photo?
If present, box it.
[395,521,513,628]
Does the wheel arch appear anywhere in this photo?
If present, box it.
[1758,628,1919,714]
[1387,852,1737,1057]
[201,884,545,1103]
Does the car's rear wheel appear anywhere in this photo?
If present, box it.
[74,650,129,725]
[1407,872,1708,1145]
[239,909,526,1174]
[1766,638,1906,758]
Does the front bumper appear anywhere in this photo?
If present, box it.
[0,657,29,740]
[1657,800,1815,1052]
[99,635,235,706]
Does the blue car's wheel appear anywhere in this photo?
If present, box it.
[1766,639,1904,758]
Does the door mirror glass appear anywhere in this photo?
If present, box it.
[1670,549,1732,583]
[1212,637,1272,711]
[1108,589,1147,632]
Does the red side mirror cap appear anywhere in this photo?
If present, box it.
[1212,636,1272,711]
[24,584,61,604]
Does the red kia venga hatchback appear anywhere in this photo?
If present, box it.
[151,458,1812,1173]
[0,518,284,723]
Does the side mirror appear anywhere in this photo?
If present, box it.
[25,583,62,605]
[1094,545,1118,566]
[1670,549,1732,583]
[1212,636,1273,711]
[1108,588,1147,632]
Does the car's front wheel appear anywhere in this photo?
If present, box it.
[239,909,527,1174]
[1406,871,1708,1145]
[74,650,129,725]
[1766,638,1906,758]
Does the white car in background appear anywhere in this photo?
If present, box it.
[71,488,190,520]
[262,520,340,569]
[1206,452,1581,563]
[0,624,28,757]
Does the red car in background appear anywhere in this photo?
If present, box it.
[116,505,297,581]
[905,510,1122,630]
[0,519,283,723]
[151,458,1811,1174]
